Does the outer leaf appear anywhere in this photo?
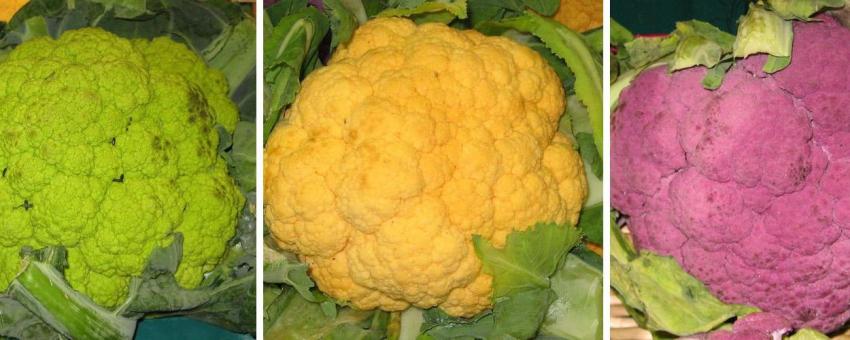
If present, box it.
[264,289,389,340]
[491,289,555,338]
[324,0,359,50]
[577,203,602,244]
[763,54,791,73]
[0,297,62,339]
[733,4,793,58]
[623,35,678,69]
[766,0,844,20]
[117,233,256,333]
[263,249,317,302]
[88,0,149,18]
[701,60,733,90]
[629,254,760,335]
[473,222,582,297]
[466,0,522,26]
[563,95,602,183]
[540,254,603,340]
[339,0,370,23]
[205,19,257,98]
[263,7,329,140]
[266,0,310,24]
[0,15,48,49]
[522,0,557,16]
[226,122,257,192]
[670,21,735,71]
[789,328,831,340]
[419,308,494,339]
[611,223,759,336]
[9,261,137,340]
[610,18,634,45]
[378,0,469,20]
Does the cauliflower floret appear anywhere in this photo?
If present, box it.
[0,28,244,307]
[264,18,587,317]
[612,16,850,332]
[552,0,602,32]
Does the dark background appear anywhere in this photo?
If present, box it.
[612,0,749,34]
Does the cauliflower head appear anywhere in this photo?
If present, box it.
[0,0,27,22]
[612,16,850,332]
[552,0,602,32]
[264,18,587,317]
[0,28,244,307]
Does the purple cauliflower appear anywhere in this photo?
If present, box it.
[612,15,850,332]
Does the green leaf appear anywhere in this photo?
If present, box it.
[522,0,558,16]
[466,0,522,26]
[582,27,604,56]
[338,0,370,23]
[419,308,494,339]
[225,122,257,192]
[763,54,792,73]
[263,7,330,141]
[625,254,758,335]
[0,16,48,49]
[540,254,603,340]
[624,35,679,69]
[266,0,310,24]
[264,289,389,340]
[577,203,602,245]
[9,260,137,340]
[423,223,584,339]
[610,225,759,336]
[701,60,733,90]
[474,222,582,297]
[205,19,257,98]
[766,0,845,20]
[88,0,149,18]
[788,328,831,340]
[609,216,635,266]
[325,0,360,50]
[117,234,256,333]
[733,4,793,59]
[610,18,634,45]
[670,21,735,71]
[560,94,602,184]
[491,289,555,338]
[378,0,469,20]
[388,0,427,9]
[263,250,317,302]
[0,297,62,339]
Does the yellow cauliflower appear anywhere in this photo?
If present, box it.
[0,0,27,22]
[553,0,602,32]
[264,18,587,317]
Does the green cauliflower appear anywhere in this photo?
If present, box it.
[0,28,244,307]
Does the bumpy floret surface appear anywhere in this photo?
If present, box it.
[0,28,244,307]
[264,18,587,317]
[612,16,850,332]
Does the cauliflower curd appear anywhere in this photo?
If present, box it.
[553,0,602,33]
[612,16,850,332]
[0,28,244,307]
[264,18,587,316]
